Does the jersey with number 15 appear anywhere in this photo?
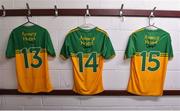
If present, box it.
[125,28,173,96]
[60,27,115,95]
[6,25,56,93]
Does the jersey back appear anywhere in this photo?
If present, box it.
[6,25,56,93]
[125,28,173,96]
[60,27,115,95]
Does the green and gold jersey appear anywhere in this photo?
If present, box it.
[6,25,56,93]
[60,27,115,95]
[125,28,173,96]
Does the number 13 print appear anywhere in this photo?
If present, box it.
[21,47,42,68]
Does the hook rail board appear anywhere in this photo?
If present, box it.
[1,9,180,96]
[1,9,180,17]
[0,89,180,96]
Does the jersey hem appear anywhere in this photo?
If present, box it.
[124,55,132,59]
[49,53,56,57]
[127,90,163,96]
[60,54,68,60]
[169,56,173,60]
[17,88,53,93]
[73,89,104,95]
[6,55,15,58]
[105,54,116,60]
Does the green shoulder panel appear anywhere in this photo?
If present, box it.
[125,28,174,59]
[166,34,173,59]
[6,25,56,58]
[96,27,109,37]
[59,28,79,60]
[125,33,136,59]
[124,28,145,59]
[6,30,16,58]
[97,28,115,59]
[102,35,116,59]
[60,33,71,60]
[60,38,70,60]
[45,29,56,57]
[60,27,116,60]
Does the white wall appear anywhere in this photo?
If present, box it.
[0,0,180,110]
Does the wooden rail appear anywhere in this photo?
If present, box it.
[0,9,180,17]
[0,89,179,96]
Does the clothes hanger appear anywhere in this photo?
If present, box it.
[144,7,159,30]
[21,15,36,26]
[21,3,36,27]
[79,5,96,30]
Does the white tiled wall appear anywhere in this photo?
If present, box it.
[0,0,180,110]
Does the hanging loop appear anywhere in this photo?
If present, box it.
[1,5,6,16]
[54,5,58,16]
[85,4,90,17]
[119,4,124,21]
[148,7,156,25]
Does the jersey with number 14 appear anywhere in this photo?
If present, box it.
[60,27,115,95]
[125,28,173,96]
[6,25,56,93]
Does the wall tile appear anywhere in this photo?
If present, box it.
[0,69,17,89]
[42,96,81,105]
[80,96,180,106]
[0,105,23,110]
[4,95,42,105]
[0,0,13,9]
[56,0,100,9]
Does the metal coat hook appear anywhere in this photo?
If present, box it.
[149,7,156,26]
[120,4,124,22]
[54,5,58,16]
[25,3,31,22]
[84,4,91,24]
[26,3,31,16]
[149,7,156,17]
[85,4,90,17]
[120,4,124,17]
[1,5,6,16]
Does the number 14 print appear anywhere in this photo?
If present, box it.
[77,52,98,72]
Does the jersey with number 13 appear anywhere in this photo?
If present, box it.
[60,27,115,95]
[6,25,56,93]
[125,28,173,96]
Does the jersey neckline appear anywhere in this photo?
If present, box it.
[143,27,161,32]
[21,24,38,29]
[143,28,162,50]
[77,26,97,33]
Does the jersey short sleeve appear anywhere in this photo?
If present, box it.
[60,35,70,60]
[45,30,56,57]
[102,34,115,59]
[125,33,136,59]
[167,34,173,59]
[6,31,15,58]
